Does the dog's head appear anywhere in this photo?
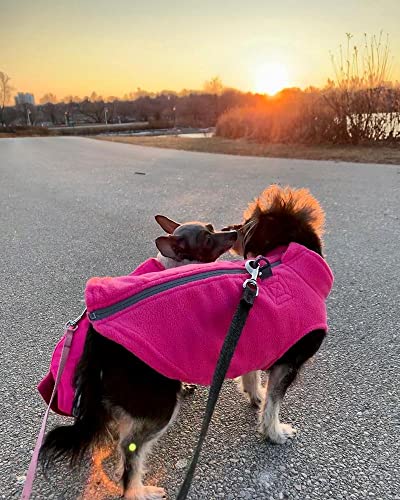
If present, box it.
[223,185,325,258]
[155,215,237,263]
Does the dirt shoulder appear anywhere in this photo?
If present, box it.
[96,135,400,165]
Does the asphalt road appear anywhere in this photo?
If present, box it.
[0,137,399,500]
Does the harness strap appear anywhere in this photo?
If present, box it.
[176,282,258,499]
[20,309,86,500]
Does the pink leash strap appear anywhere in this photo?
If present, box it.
[20,323,76,500]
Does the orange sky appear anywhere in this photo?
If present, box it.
[2,0,400,102]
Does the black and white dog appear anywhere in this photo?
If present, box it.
[223,185,326,444]
[41,186,328,500]
[40,215,237,500]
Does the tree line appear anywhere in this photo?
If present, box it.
[1,76,263,128]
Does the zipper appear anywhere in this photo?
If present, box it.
[88,261,281,321]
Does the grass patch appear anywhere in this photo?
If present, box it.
[96,135,400,165]
[0,126,51,138]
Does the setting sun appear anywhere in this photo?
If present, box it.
[254,63,289,95]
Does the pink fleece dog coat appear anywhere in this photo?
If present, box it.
[38,243,333,416]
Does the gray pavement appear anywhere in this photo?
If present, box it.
[0,137,399,500]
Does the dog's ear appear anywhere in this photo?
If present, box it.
[213,230,237,244]
[205,223,214,232]
[155,215,180,234]
[155,235,184,259]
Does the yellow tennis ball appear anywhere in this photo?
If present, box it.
[128,442,137,453]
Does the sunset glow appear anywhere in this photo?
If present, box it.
[254,63,290,95]
[1,1,400,100]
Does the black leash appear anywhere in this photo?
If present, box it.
[176,258,268,499]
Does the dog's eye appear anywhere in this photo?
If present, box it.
[205,234,213,246]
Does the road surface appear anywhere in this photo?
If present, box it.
[0,137,399,500]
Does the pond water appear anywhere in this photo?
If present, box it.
[347,112,400,139]
[105,128,215,138]
[176,132,214,138]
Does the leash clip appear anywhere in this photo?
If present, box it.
[64,308,87,332]
[243,260,260,296]
[64,319,79,332]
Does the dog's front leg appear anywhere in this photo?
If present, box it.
[259,364,297,444]
[238,370,263,408]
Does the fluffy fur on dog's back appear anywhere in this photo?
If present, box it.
[244,185,325,231]
[235,185,325,258]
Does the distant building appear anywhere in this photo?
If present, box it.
[15,92,35,106]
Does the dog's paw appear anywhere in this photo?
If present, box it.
[124,485,166,499]
[259,422,297,444]
[180,383,197,397]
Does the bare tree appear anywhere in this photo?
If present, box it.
[89,91,104,102]
[40,93,58,104]
[19,103,36,126]
[78,99,106,123]
[134,87,155,98]
[40,102,60,124]
[203,76,224,96]
[122,91,137,101]
[0,71,13,125]
[203,77,224,122]
[62,95,81,103]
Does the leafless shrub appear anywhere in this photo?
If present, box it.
[323,32,400,143]
[217,33,400,145]
[216,91,340,144]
